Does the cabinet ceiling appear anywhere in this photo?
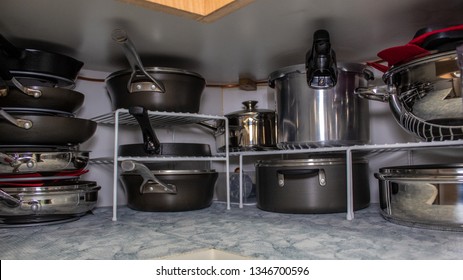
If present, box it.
[1,0,462,84]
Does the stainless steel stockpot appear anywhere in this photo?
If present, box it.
[376,164,463,231]
[269,63,373,148]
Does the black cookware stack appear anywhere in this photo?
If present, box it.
[0,34,99,225]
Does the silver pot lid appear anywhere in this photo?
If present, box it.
[268,62,369,88]
[379,164,463,176]
[383,50,457,81]
[256,157,366,167]
[225,100,275,117]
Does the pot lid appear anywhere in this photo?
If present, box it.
[268,62,369,88]
[382,50,457,80]
[256,157,366,167]
[225,100,275,117]
[379,164,463,176]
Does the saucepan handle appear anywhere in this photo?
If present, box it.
[121,160,177,194]
[0,108,33,129]
[277,168,326,187]
[111,29,165,93]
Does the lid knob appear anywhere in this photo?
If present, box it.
[242,100,258,111]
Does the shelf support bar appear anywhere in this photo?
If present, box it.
[346,147,354,220]
[112,109,120,221]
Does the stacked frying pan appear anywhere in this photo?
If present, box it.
[0,34,99,225]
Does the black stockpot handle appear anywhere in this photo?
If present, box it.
[128,106,161,154]
[277,168,320,177]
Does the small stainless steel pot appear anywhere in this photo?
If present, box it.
[376,164,463,231]
[219,100,277,151]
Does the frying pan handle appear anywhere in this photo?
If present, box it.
[0,108,33,129]
[121,160,177,194]
[128,106,161,154]
[0,188,21,207]
[0,152,36,172]
[111,29,166,93]
[277,168,326,187]
[0,50,42,98]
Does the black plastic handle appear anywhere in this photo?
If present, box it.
[128,106,161,154]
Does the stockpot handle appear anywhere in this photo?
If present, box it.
[111,29,166,93]
[121,160,177,194]
[277,168,326,187]
[354,85,390,102]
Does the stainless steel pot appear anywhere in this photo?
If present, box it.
[218,100,277,151]
[0,181,100,224]
[120,161,218,212]
[356,51,462,141]
[376,164,463,231]
[269,63,373,148]
[255,156,370,213]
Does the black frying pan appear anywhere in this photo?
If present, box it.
[0,34,83,88]
[0,110,97,146]
[0,52,84,113]
[118,106,211,157]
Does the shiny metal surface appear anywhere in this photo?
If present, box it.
[0,181,100,218]
[223,100,277,151]
[377,164,463,231]
[0,150,89,174]
[357,51,463,141]
[269,63,371,148]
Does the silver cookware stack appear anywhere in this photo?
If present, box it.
[0,34,99,225]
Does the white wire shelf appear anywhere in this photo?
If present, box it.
[91,109,225,127]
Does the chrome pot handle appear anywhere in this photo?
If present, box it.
[354,85,390,102]
[111,29,166,93]
[0,108,33,129]
[121,160,177,194]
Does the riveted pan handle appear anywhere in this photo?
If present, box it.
[0,49,42,98]
[0,108,33,129]
[277,168,326,187]
[0,188,21,207]
[111,29,165,93]
[121,160,177,194]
